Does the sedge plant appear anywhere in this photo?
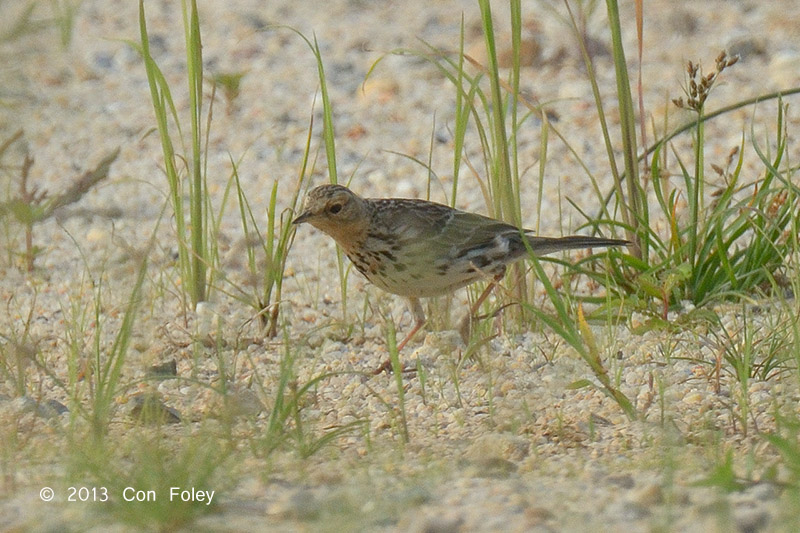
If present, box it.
[138,0,209,309]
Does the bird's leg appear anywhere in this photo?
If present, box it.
[397,297,426,352]
[459,272,504,343]
[372,297,426,375]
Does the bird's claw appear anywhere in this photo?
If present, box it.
[371,359,417,375]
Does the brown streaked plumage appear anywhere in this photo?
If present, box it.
[293,184,628,372]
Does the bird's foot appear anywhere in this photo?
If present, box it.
[371,358,418,375]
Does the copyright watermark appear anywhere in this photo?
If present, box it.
[36,485,215,505]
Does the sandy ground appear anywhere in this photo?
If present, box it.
[2,0,800,531]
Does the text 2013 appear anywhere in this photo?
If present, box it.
[67,486,109,502]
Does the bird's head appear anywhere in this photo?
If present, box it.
[293,184,369,245]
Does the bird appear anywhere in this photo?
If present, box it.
[292,184,628,373]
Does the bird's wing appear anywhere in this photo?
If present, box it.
[374,199,516,250]
[372,199,526,276]
[373,199,621,258]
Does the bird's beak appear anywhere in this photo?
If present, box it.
[292,209,312,225]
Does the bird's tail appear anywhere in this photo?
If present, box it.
[524,234,630,256]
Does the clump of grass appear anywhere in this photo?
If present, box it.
[250,327,366,458]
[139,7,309,333]
[70,426,232,530]
[225,117,308,337]
[695,308,770,437]
[0,1,43,44]
[0,285,40,397]
[692,448,751,493]
[586,9,799,317]
[138,0,210,309]
[384,311,410,442]
[772,268,800,387]
[69,223,151,441]
[557,0,800,418]
[629,91,798,319]
[48,0,80,49]
[210,30,337,337]
[560,0,800,320]
[0,0,76,47]
[764,414,800,508]
[0,131,118,271]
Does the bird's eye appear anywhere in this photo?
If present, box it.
[328,203,342,214]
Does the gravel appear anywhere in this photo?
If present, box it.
[1,0,800,531]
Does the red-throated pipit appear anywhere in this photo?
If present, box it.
[293,184,628,373]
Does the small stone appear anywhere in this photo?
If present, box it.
[498,35,541,67]
[147,359,178,377]
[606,474,635,489]
[397,485,432,506]
[617,500,651,521]
[733,506,769,533]
[472,456,518,478]
[223,387,264,417]
[93,52,115,70]
[684,391,704,405]
[465,432,530,463]
[632,483,663,507]
[129,393,181,424]
[525,506,554,523]
[40,399,69,417]
[744,483,778,502]
[11,396,38,415]
[414,513,463,533]
[195,302,223,338]
[359,78,399,104]
[85,227,109,244]
[286,490,319,521]
[668,9,698,35]
[726,36,766,60]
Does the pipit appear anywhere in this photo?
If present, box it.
[293,184,628,373]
